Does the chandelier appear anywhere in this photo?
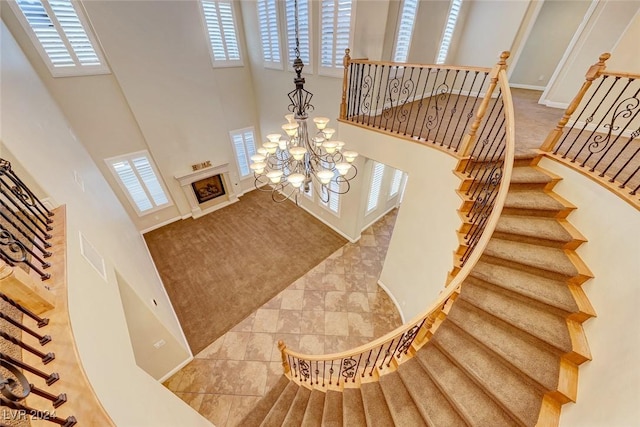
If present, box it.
[249,0,358,204]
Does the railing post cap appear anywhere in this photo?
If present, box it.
[278,340,286,350]
[599,52,611,63]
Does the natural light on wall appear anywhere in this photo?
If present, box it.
[393,0,418,62]
[436,0,462,65]
[10,0,110,76]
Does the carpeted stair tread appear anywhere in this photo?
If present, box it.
[282,386,311,426]
[448,298,561,391]
[459,280,573,353]
[361,382,394,427]
[510,166,553,185]
[343,388,367,427]
[504,190,568,214]
[470,261,579,314]
[322,390,343,426]
[301,390,325,427]
[397,358,467,427]
[417,345,517,426]
[262,381,299,427]
[379,371,427,426]
[483,238,579,278]
[433,322,544,426]
[494,215,574,245]
[239,376,290,427]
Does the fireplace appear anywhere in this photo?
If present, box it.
[192,174,225,204]
[174,162,238,218]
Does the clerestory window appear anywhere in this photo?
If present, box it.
[9,0,110,77]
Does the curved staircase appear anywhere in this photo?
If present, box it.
[240,153,595,426]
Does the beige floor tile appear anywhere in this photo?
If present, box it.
[276,309,302,334]
[230,312,255,332]
[262,292,283,309]
[325,291,347,311]
[324,311,349,336]
[347,292,370,312]
[226,395,262,427]
[300,311,325,335]
[324,335,350,354]
[348,312,374,337]
[207,360,268,395]
[322,273,346,291]
[271,334,301,362]
[175,391,205,412]
[298,334,325,354]
[280,289,305,310]
[200,393,234,426]
[216,332,252,360]
[252,308,280,333]
[302,290,325,311]
[196,335,226,359]
[245,333,275,362]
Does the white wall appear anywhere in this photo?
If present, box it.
[538,158,640,427]
[339,122,460,321]
[450,0,529,67]
[510,0,592,88]
[0,21,210,427]
[541,0,640,108]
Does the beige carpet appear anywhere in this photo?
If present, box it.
[144,190,347,354]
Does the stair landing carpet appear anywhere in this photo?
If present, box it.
[144,189,347,354]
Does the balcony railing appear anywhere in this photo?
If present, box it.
[279,52,515,389]
[541,53,640,208]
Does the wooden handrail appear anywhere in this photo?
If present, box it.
[348,58,492,73]
[282,68,516,384]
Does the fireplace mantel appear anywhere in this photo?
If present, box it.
[174,162,238,218]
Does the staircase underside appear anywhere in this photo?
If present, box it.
[241,155,594,426]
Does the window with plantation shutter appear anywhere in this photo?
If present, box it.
[367,161,385,213]
[389,168,403,198]
[284,0,311,68]
[436,0,462,64]
[393,0,418,62]
[257,0,281,68]
[105,151,172,216]
[320,0,353,76]
[200,0,243,67]
[230,128,257,178]
[320,179,340,214]
[9,0,109,77]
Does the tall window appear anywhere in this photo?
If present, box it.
[257,0,281,68]
[436,0,462,64]
[230,128,257,178]
[389,168,403,198]
[320,0,353,75]
[9,0,109,77]
[321,180,340,214]
[393,0,418,62]
[200,0,242,67]
[367,161,385,213]
[285,0,311,68]
[105,151,172,216]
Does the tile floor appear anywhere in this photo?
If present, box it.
[163,209,403,426]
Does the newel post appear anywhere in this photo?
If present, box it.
[340,48,351,120]
[278,340,290,375]
[459,51,510,157]
[540,52,611,152]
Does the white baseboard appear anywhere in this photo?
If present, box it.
[140,215,183,235]
[298,204,360,243]
[510,83,546,91]
[361,205,397,234]
[541,100,569,109]
[158,355,194,383]
[377,279,405,324]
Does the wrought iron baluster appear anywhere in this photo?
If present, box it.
[0,161,53,226]
[347,63,356,118]
[379,66,392,131]
[452,71,479,151]
[0,185,51,239]
[555,75,612,155]
[0,292,49,327]
[616,158,639,189]
[0,311,51,345]
[322,361,326,387]
[0,353,58,385]
[458,72,489,153]
[420,68,443,142]
[328,360,334,385]
[441,70,467,148]
[0,223,50,268]
[0,232,51,281]
[402,67,423,137]
[0,331,54,364]
[369,346,384,376]
[361,350,372,378]
[435,69,458,146]
[366,64,379,126]
[373,65,386,129]
[28,384,66,408]
[0,205,51,255]
[380,340,395,370]
[337,359,344,386]
[411,67,433,139]
[353,353,362,382]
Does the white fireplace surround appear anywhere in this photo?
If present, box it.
[174,162,238,218]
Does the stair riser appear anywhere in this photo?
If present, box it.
[479,254,589,285]
[501,206,574,218]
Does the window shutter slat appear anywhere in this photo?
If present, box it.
[436,0,462,64]
[367,162,385,212]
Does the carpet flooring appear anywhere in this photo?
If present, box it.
[144,190,347,354]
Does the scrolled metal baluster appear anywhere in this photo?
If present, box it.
[402,67,423,136]
[459,72,490,156]
[0,205,52,255]
[0,331,54,364]
[0,160,53,224]
[340,357,358,383]
[0,230,50,280]
[369,346,384,376]
[353,353,362,383]
[328,360,334,385]
[299,359,310,384]
[0,186,51,240]
[379,340,395,370]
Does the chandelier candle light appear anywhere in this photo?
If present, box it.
[250,0,358,203]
